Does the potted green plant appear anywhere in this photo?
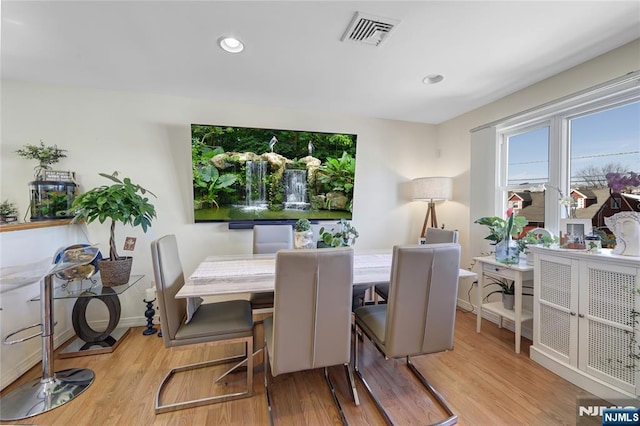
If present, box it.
[318,219,359,248]
[0,200,18,224]
[294,218,314,249]
[484,277,533,310]
[16,140,68,180]
[475,208,527,264]
[71,172,157,286]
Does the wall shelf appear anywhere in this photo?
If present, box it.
[0,219,72,233]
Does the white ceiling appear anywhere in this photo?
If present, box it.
[2,1,639,124]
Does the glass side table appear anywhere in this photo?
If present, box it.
[31,273,143,357]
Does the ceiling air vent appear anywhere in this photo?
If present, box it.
[341,12,400,47]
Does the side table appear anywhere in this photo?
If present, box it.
[31,273,143,357]
[474,256,534,353]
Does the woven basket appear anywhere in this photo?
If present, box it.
[98,257,133,287]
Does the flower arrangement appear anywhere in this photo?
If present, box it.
[606,172,640,193]
[474,208,527,244]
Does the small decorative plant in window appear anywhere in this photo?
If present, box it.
[15,140,68,180]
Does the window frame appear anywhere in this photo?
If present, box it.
[495,79,640,235]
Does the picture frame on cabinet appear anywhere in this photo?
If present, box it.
[560,218,592,250]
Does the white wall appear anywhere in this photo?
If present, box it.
[0,79,439,389]
[436,38,640,310]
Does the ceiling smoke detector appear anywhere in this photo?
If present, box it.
[341,12,400,47]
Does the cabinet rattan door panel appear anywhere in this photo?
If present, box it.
[581,262,638,393]
[539,304,571,358]
[537,256,575,364]
[539,258,572,308]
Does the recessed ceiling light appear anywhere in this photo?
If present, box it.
[423,74,444,85]
[218,36,244,53]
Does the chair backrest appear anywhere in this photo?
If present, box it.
[269,247,353,376]
[151,235,187,347]
[424,227,459,244]
[253,225,293,254]
[385,243,460,358]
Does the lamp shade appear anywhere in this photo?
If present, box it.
[411,177,453,201]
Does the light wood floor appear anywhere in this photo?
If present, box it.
[1,310,599,425]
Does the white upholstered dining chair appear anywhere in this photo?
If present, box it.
[354,243,461,425]
[263,248,359,424]
[374,227,458,302]
[151,235,254,414]
[249,224,294,310]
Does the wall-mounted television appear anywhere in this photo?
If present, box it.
[191,124,357,225]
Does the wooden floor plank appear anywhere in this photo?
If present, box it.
[1,311,597,425]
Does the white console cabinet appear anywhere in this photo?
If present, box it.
[529,246,640,401]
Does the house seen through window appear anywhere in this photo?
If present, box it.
[500,96,639,241]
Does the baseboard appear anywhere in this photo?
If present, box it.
[530,346,638,403]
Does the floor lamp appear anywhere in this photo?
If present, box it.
[412,177,453,238]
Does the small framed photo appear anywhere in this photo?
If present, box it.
[560,219,592,249]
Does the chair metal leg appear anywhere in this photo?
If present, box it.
[344,363,359,406]
[352,323,458,426]
[155,336,253,414]
[353,323,393,425]
[263,346,274,426]
[406,357,458,426]
[323,367,348,426]
[215,347,263,384]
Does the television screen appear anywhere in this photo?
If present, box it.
[191,124,357,224]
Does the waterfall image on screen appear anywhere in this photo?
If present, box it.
[191,124,357,222]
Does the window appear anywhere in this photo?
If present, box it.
[496,75,640,234]
[568,101,640,188]
[504,125,550,187]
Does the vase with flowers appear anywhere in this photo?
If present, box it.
[475,208,527,264]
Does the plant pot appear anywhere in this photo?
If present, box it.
[0,215,17,224]
[502,293,515,310]
[98,257,133,287]
[526,251,534,266]
[294,230,314,249]
[495,237,520,265]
